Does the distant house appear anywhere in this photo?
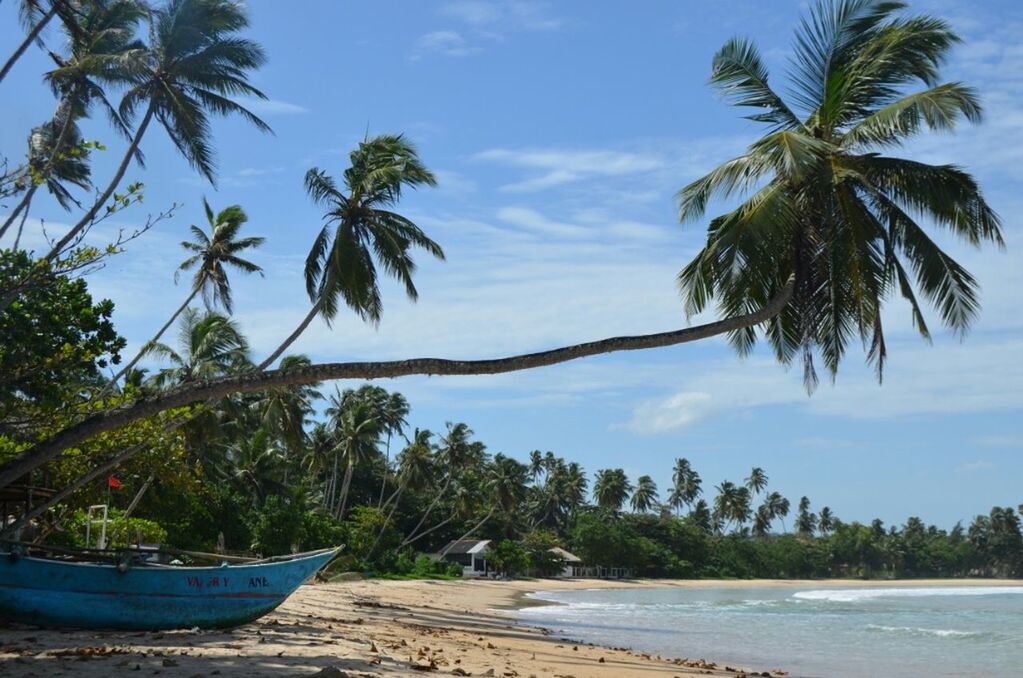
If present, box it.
[548,547,584,578]
[435,539,491,577]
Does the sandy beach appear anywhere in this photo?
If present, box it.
[1,578,1019,678]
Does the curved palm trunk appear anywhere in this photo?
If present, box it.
[103,288,199,394]
[0,184,38,242]
[257,300,321,370]
[400,514,455,549]
[0,5,57,84]
[12,204,32,250]
[335,459,355,519]
[363,481,407,560]
[439,506,496,557]
[0,283,792,491]
[376,432,392,507]
[401,474,452,547]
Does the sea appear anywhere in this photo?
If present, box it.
[514,584,1023,677]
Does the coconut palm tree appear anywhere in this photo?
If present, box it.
[252,354,320,457]
[258,134,443,369]
[38,0,271,268]
[329,399,382,519]
[440,454,529,555]
[689,499,713,533]
[4,0,1006,492]
[107,199,264,389]
[753,505,773,537]
[676,0,1003,389]
[796,496,818,536]
[400,422,474,547]
[2,121,91,247]
[819,506,835,535]
[0,0,146,240]
[761,491,791,533]
[714,481,753,533]
[630,475,659,513]
[593,468,632,512]
[143,308,250,389]
[376,390,410,506]
[745,467,768,496]
[0,0,81,84]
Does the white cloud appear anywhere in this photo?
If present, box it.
[411,30,477,60]
[440,1,565,32]
[955,460,995,473]
[621,391,713,433]
[231,98,308,115]
[475,147,666,192]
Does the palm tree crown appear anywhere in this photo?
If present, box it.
[178,198,265,313]
[677,0,1003,389]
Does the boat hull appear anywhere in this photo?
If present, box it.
[0,548,338,630]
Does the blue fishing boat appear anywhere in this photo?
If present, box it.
[0,544,339,630]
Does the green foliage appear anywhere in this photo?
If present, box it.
[51,507,168,549]
[0,249,124,426]
[248,494,305,556]
[486,540,529,577]
[521,530,566,577]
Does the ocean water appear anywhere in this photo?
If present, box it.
[514,585,1023,677]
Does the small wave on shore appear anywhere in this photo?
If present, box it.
[792,586,1023,603]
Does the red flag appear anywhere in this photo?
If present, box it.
[107,475,122,489]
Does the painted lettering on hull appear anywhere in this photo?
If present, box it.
[248,576,269,588]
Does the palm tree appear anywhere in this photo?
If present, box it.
[258,134,443,369]
[676,0,1002,389]
[107,199,264,388]
[39,0,271,267]
[0,0,145,240]
[253,354,320,457]
[329,400,382,519]
[2,121,91,247]
[376,391,410,506]
[5,0,1006,490]
[366,427,435,558]
[0,0,80,84]
[762,491,791,533]
[400,422,474,547]
[714,481,753,533]
[745,467,768,496]
[630,475,659,513]
[796,496,818,536]
[753,505,772,537]
[143,308,250,388]
[593,469,632,512]
[819,506,835,535]
[440,454,529,555]
[689,499,713,532]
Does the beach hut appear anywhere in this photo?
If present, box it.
[548,547,584,577]
[436,539,492,577]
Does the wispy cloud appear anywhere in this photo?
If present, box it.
[232,97,308,115]
[440,0,565,32]
[474,147,665,192]
[955,460,995,473]
[411,30,478,60]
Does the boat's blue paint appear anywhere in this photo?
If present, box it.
[0,547,338,630]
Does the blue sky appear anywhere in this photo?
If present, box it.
[2,0,1021,528]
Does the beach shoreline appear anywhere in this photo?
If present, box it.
[1,577,1019,677]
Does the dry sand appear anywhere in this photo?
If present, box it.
[1,577,1019,677]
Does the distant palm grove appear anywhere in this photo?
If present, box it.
[1,0,1017,581]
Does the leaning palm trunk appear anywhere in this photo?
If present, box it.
[400,474,452,547]
[363,481,407,560]
[334,460,355,519]
[0,283,792,491]
[399,514,455,550]
[439,506,496,557]
[257,300,321,370]
[0,184,38,243]
[0,5,58,84]
[103,289,199,394]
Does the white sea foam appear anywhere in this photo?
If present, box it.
[792,586,1023,603]
[866,624,984,638]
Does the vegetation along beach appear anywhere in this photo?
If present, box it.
[1,0,1021,676]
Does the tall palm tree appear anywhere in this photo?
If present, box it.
[819,506,835,535]
[630,475,659,513]
[366,427,435,558]
[593,468,632,512]
[253,354,320,457]
[329,399,382,519]
[677,0,1002,389]
[796,496,818,536]
[745,467,768,496]
[376,390,410,506]
[762,491,791,533]
[39,0,271,267]
[258,134,443,369]
[107,199,264,388]
[0,0,146,239]
[400,422,473,546]
[689,499,713,532]
[714,481,753,533]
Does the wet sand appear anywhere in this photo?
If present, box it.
[1,577,1018,677]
